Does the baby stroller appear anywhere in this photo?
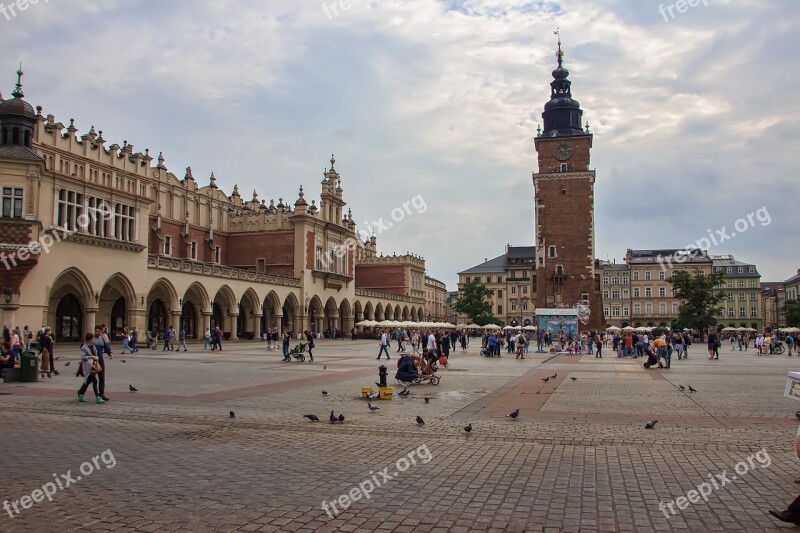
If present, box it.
[290,342,308,362]
[642,347,658,369]
[481,345,498,357]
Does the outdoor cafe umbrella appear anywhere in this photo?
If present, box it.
[483,324,502,330]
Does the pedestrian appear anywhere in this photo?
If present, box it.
[162,328,171,351]
[707,330,719,360]
[215,327,223,351]
[515,332,525,359]
[178,328,188,352]
[377,329,391,360]
[595,334,603,358]
[121,328,131,354]
[282,329,291,361]
[39,327,57,377]
[396,328,405,352]
[92,326,112,402]
[787,334,795,357]
[203,328,211,349]
[9,328,21,358]
[305,330,315,362]
[77,333,104,403]
[130,327,138,352]
[168,326,176,351]
[755,334,764,355]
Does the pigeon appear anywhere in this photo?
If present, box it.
[796,410,800,421]
[679,385,685,391]
[229,411,235,418]
[64,361,71,367]
[330,410,337,423]
[399,388,410,397]
[322,390,328,395]
[416,416,425,426]
[367,391,379,400]
[688,386,697,393]
[570,377,577,381]
[323,365,327,370]
[551,373,558,379]
[542,377,550,383]
[464,423,472,434]
[129,384,138,392]
[645,420,658,429]
[122,360,127,363]
[303,414,320,422]
[368,403,380,412]
[506,409,520,419]
[424,397,430,404]
[55,356,61,361]
[338,414,345,423]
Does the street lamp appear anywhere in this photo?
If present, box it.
[3,288,12,304]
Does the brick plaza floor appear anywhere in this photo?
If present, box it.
[1,339,799,532]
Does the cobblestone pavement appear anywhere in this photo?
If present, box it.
[1,340,799,532]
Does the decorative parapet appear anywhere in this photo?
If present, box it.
[355,253,425,268]
[355,287,424,305]
[147,254,301,287]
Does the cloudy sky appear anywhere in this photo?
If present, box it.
[2,0,797,288]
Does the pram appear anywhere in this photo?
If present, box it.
[481,345,499,357]
[290,342,309,362]
[395,354,441,386]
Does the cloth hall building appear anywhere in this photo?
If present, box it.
[0,69,430,341]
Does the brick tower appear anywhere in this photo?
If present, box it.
[532,33,603,330]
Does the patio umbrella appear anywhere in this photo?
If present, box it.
[466,323,481,329]
[523,325,537,331]
[606,326,621,331]
[721,327,736,332]
[736,327,748,332]
[355,320,375,327]
[622,326,635,331]
[456,323,470,329]
[483,324,501,330]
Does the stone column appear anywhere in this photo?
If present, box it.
[85,308,97,333]
[274,312,283,332]
[228,312,239,340]
[201,311,211,333]
[253,314,263,339]
[170,310,181,330]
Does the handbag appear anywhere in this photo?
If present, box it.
[91,360,102,375]
[438,355,448,366]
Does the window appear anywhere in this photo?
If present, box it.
[475,277,481,283]
[560,163,568,172]
[497,305,503,314]
[739,307,746,317]
[612,307,621,317]
[191,242,198,260]
[658,271,665,280]
[611,277,620,285]
[633,288,640,298]
[214,246,221,264]
[622,276,629,285]
[727,292,734,301]
[749,266,755,273]
[465,277,470,283]
[750,292,757,301]
[623,306,629,317]
[604,307,609,317]
[549,246,556,258]
[623,289,629,298]
[164,235,172,256]
[737,267,743,273]
[659,287,666,297]
[611,289,620,299]
[315,246,324,270]
[582,292,589,301]
[738,280,745,288]
[510,300,517,311]
[511,286,516,294]
[497,290,502,298]
[257,258,265,273]
[522,300,528,311]
[645,288,652,298]
[603,277,609,285]
[522,286,528,294]
[497,276,502,283]
[633,303,640,315]
[113,203,135,242]
[728,307,734,317]
[603,290,609,299]
[672,303,679,314]
[633,271,639,281]
[726,281,733,288]
[749,280,756,288]
[659,303,666,315]
[726,267,732,274]
[1,187,23,218]
[751,307,757,317]
[645,303,652,314]
[56,189,84,231]
[645,271,651,281]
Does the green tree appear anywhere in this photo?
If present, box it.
[668,269,726,339]
[786,300,800,327]
[475,314,504,327]
[454,280,493,323]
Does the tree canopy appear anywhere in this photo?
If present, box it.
[454,280,496,324]
[668,269,727,336]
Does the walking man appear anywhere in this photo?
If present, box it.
[377,329,391,360]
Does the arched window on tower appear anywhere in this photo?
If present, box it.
[0,127,6,144]
[24,130,31,147]
[12,127,20,145]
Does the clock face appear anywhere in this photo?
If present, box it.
[553,142,573,161]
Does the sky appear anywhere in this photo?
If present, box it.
[2,0,798,289]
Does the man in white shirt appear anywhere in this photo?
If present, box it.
[427,331,436,354]
[377,330,390,360]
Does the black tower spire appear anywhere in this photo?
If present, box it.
[541,30,585,138]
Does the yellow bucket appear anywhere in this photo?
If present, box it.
[379,387,393,400]
[361,387,373,398]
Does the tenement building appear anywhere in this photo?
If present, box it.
[0,68,427,340]
[711,255,762,330]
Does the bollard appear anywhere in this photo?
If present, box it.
[378,365,387,388]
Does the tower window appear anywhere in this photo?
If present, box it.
[548,246,556,258]
[560,163,567,172]
[561,188,566,195]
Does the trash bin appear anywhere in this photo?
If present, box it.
[20,350,39,382]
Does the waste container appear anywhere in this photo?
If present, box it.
[20,350,39,382]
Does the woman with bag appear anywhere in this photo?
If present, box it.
[304,330,315,362]
[77,333,104,404]
[121,328,131,354]
[39,327,57,377]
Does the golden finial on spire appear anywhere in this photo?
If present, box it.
[554,28,564,67]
